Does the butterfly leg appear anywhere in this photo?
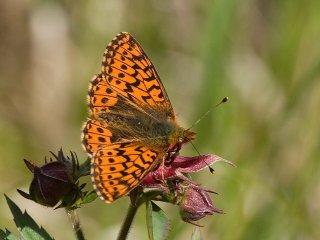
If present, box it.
[164,143,182,166]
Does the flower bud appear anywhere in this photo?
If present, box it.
[18,149,80,207]
[179,184,223,223]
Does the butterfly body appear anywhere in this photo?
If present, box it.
[82,32,195,202]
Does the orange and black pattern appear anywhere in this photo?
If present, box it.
[101,32,173,114]
[91,142,159,201]
[82,32,194,203]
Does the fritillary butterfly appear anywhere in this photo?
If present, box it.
[82,32,195,203]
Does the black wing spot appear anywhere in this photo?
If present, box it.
[88,89,94,96]
[158,92,164,98]
[91,78,99,85]
[98,137,106,142]
[106,88,113,94]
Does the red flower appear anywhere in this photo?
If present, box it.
[141,154,224,186]
[141,154,231,224]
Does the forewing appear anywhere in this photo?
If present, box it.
[91,142,162,202]
[87,73,157,121]
[101,32,175,119]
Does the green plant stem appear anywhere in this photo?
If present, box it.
[117,203,140,240]
[116,190,167,240]
[66,209,85,240]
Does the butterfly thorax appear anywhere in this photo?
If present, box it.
[95,108,195,150]
[167,123,195,144]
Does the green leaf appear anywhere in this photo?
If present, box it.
[191,227,201,240]
[0,229,19,240]
[81,190,98,205]
[146,201,170,240]
[67,190,98,209]
[4,195,54,240]
[78,158,91,177]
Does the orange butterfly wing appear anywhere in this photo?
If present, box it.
[101,32,174,119]
[82,32,176,202]
[91,142,160,203]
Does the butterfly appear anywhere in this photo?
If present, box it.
[82,32,195,203]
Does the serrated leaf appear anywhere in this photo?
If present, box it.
[0,229,19,240]
[146,201,170,240]
[191,227,201,240]
[4,195,54,240]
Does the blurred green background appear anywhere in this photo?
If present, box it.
[1,0,320,239]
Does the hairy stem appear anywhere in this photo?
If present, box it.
[117,203,140,240]
[66,209,85,240]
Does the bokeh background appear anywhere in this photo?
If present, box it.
[1,0,320,239]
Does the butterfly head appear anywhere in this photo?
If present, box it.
[178,128,196,144]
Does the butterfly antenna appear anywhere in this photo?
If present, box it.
[188,97,229,130]
[190,141,215,174]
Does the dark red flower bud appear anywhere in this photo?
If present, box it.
[18,149,80,207]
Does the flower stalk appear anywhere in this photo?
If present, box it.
[66,209,85,240]
[117,203,140,240]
